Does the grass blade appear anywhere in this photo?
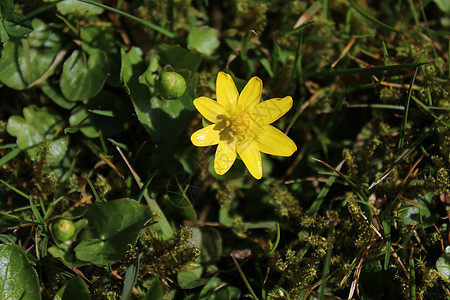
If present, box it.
[307,160,344,215]
[231,255,259,300]
[312,158,372,223]
[369,121,437,189]
[85,174,101,202]
[75,0,178,40]
[0,148,20,167]
[382,219,391,270]
[348,0,400,33]
[266,223,281,256]
[318,223,335,300]
[397,66,419,155]
[121,253,141,300]
[136,171,159,203]
[410,258,416,300]
[115,146,173,239]
[300,62,427,77]
[411,95,450,128]
[0,179,30,199]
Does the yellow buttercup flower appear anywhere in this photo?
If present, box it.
[191,72,297,179]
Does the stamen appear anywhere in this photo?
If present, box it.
[219,111,258,142]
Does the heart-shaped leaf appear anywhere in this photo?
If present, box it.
[187,27,220,56]
[0,19,62,90]
[74,199,152,266]
[0,244,40,300]
[53,276,91,300]
[6,105,69,165]
[60,49,108,101]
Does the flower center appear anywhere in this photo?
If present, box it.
[216,111,259,142]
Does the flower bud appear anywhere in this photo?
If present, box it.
[158,71,187,99]
[52,219,76,242]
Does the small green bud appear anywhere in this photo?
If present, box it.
[52,219,76,242]
[158,71,187,99]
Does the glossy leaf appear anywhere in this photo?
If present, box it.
[80,25,121,87]
[60,49,108,101]
[57,0,103,16]
[198,227,222,263]
[0,19,61,90]
[198,277,227,300]
[42,81,76,110]
[401,193,439,228]
[48,246,89,269]
[0,244,40,300]
[6,105,69,165]
[177,267,207,289]
[187,26,220,56]
[0,0,32,42]
[143,277,164,300]
[54,276,91,300]
[433,0,450,14]
[69,90,125,138]
[436,246,450,279]
[74,199,152,266]
[158,44,202,71]
[122,47,198,145]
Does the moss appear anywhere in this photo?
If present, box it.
[138,226,200,288]
[267,179,303,220]
[232,0,268,34]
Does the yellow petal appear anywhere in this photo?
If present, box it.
[191,125,220,147]
[254,96,293,125]
[237,76,262,112]
[216,72,239,112]
[214,141,237,175]
[193,96,228,123]
[256,125,297,156]
[237,139,262,179]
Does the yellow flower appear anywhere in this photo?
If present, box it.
[191,72,297,179]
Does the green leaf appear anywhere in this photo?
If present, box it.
[28,18,65,49]
[80,25,121,87]
[214,285,241,300]
[60,49,108,101]
[433,0,450,14]
[121,47,153,134]
[122,47,198,145]
[436,246,450,279]
[0,20,62,89]
[158,44,202,71]
[0,0,14,17]
[198,277,226,300]
[187,27,220,56]
[80,25,118,55]
[0,19,9,42]
[177,267,207,289]
[143,277,165,300]
[400,192,439,228]
[69,90,125,138]
[42,82,76,110]
[0,0,32,41]
[121,256,140,300]
[3,12,33,38]
[198,227,222,263]
[74,199,152,266]
[6,105,69,165]
[0,244,41,300]
[54,276,91,300]
[48,246,89,269]
[57,0,103,16]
